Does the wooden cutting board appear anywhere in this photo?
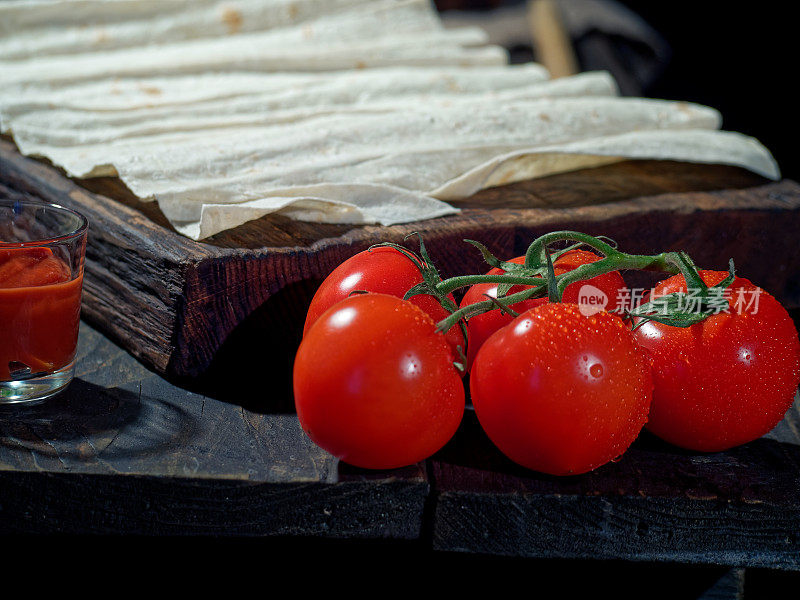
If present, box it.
[2,138,800,406]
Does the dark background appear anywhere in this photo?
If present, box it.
[618,1,796,181]
[436,0,797,182]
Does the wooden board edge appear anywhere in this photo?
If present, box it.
[0,470,429,538]
[169,181,800,376]
[431,492,800,569]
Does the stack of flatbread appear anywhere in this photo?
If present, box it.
[0,0,779,240]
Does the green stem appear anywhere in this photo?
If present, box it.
[436,281,548,335]
[432,230,720,335]
[436,274,549,296]
[552,252,676,296]
[524,231,619,268]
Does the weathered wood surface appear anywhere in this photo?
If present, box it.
[0,323,428,537]
[3,138,800,396]
[1,322,799,574]
[429,408,800,569]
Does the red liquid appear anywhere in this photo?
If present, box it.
[0,248,82,380]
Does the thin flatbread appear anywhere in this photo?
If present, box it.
[7,71,616,146]
[0,0,781,241]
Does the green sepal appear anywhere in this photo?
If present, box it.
[630,259,738,330]
[463,238,574,300]
[376,233,469,357]
[463,239,530,274]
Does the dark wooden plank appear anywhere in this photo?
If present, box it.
[699,569,745,600]
[0,323,428,537]
[3,139,800,398]
[1,325,799,570]
[429,397,800,569]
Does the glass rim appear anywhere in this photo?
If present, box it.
[0,198,88,247]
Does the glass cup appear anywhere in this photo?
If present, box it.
[0,199,88,404]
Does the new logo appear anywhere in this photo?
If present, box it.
[577,284,608,316]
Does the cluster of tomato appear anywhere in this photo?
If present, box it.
[293,238,800,475]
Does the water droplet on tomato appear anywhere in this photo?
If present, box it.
[514,319,532,336]
[590,364,604,378]
[738,346,753,364]
[401,353,422,379]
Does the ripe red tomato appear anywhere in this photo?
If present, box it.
[460,249,628,369]
[633,270,800,452]
[294,293,465,469]
[304,246,465,358]
[470,303,652,475]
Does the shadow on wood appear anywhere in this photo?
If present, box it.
[172,277,320,413]
[0,378,197,466]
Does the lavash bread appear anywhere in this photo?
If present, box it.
[0,0,779,239]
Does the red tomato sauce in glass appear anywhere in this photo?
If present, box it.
[0,247,82,380]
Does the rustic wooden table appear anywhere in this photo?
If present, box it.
[2,142,800,596]
[2,319,799,595]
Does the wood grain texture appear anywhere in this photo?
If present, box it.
[3,139,800,399]
[0,323,428,537]
[1,323,799,574]
[429,405,800,569]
